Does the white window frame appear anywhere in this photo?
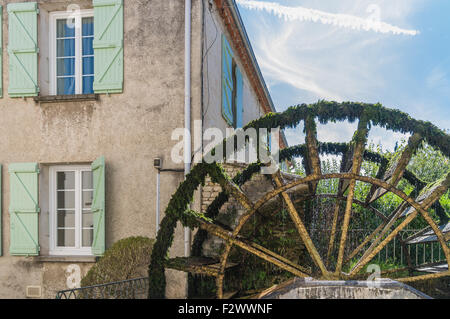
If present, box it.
[49,165,93,256]
[49,9,94,95]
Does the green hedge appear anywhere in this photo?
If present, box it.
[81,236,155,287]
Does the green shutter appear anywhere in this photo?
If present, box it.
[7,2,39,97]
[222,35,234,126]
[0,6,3,98]
[91,156,105,256]
[93,0,123,94]
[9,163,39,256]
[236,67,243,128]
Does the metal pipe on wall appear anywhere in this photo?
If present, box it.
[184,0,192,259]
[156,169,160,235]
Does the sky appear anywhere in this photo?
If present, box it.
[236,0,450,151]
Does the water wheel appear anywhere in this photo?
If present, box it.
[148,101,450,299]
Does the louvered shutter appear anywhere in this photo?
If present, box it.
[236,67,244,128]
[93,0,123,94]
[7,2,39,97]
[91,156,105,256]
[9,163,40,256]
[222,35,234,126]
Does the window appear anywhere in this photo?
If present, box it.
[49,10,94,95]
[7,1,123,98]
[222,35,243,128]
[49,166,94,256]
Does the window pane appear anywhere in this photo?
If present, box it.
[57,19,75,38]
[57,77,75,95]
[57,171,75,189]
[82,37,93,55]
[83,191,93,209]
[82,171,93,189]
[57,58,75,76]
[82,229,93,247]
[82,57,94,75]
[57,210,75,228]
[83,212,93,228]
[57,39,75,57]
[82,76,94,94]
[57,191,75,209]
[57,229,75,247]
[82,17,94,36]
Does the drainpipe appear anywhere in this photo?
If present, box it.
[184,0,192,259]
[156,169,160,234]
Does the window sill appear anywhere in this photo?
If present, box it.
[33,255,98,263]
[33,94,99,103]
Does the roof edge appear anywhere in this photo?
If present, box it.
[215,0,289,147]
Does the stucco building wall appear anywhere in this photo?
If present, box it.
[201,3,265,136]
[0,0,202,299]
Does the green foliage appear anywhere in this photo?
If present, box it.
[407,142,450,184]
[246,101,450,158]
[81,237,155,287]
[148,162,226,298]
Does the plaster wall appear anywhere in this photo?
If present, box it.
[201,3,265,137]
[0,0,203,299]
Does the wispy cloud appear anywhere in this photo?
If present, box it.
[426,66,448,90]
[236,0,419,36]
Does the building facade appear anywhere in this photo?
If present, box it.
[0,0,280,298]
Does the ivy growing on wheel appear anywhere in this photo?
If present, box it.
[148,101,450,299]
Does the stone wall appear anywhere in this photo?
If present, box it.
[200,162,277,258]
[259,277,432,299]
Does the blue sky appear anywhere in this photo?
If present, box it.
[236,0,450,150]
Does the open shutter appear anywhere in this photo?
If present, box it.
[9,163,39,256]
[7,2,39,97]
[93,0,123,94]
[222,35,234,126]
[236,67,244,128]
[91,156,105,256]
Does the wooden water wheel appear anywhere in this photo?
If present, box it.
[148,102,450,299]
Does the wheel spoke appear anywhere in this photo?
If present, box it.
[345,218,388,264]
[272,171,329,277]
[327,148,352,266]
[304,114,322,194]
[350,173,450,276]
[335,179,357,274]
[326,199,341,266]
[198,221,311,278]
[350,210,418,276]
[366,133,423,204]
[398,271,450,283]
[355,202,408,266]
[335,116,369,274]
[214,170,255,212]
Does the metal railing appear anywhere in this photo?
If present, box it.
[56,277,149,299]
[311,228,448,268]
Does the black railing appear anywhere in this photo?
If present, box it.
[56,277,149,299]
